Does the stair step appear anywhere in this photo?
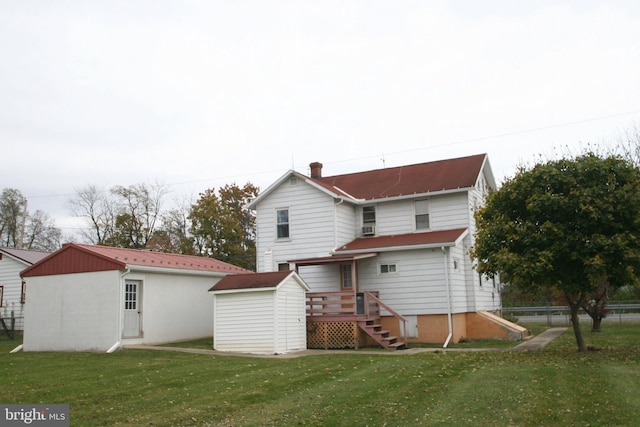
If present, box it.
[373,329,389,336]
[388,342,406,350]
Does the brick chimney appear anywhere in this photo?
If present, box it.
[309,162,323,178]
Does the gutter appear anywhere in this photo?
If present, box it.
[442,246,453,348]
[125,265,232,278]
[333,198,344,251]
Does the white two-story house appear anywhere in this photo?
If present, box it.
[249,154,527,347]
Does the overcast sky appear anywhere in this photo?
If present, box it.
[2,1,640,238]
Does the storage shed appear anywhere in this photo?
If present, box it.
[209,270,310,354]
[20,243,249,352]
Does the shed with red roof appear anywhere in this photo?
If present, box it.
[209,271,310,354]
[20,243,250,352]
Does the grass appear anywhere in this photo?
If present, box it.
[1,322,639,426]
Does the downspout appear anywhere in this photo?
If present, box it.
[108,267,130,353]
[442,247,453,348]
[333,198,345,251]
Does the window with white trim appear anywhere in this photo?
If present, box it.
[276,208,290,239]
[363,206,376,224]
[341,264,353,289]
[415,199,430,230]
[379,263,397,274]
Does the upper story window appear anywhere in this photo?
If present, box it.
[276,208,290,239]
[363,206,376,224]
[414,199,430,230]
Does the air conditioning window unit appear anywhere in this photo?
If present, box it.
[362,225,376,236]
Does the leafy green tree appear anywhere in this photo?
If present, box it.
[189,183,259,270]
[473,153,640,352]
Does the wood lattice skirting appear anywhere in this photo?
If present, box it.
[306,320,378,349]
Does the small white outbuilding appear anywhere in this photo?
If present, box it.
[209,270,309,354]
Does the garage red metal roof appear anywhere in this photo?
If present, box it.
[21,243,251,277]
[314,154,487,200]
[334,228,469,252]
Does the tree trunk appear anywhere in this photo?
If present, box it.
[569,301,587,352]
[591,317,602,333]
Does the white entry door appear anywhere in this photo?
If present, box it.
[123,281,142,338]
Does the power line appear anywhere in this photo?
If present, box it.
[24,109,640,200]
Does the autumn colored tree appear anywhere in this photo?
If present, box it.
[189,183,259,271]
[473,153,640,352]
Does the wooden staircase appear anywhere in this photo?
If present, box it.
[358,318,406,350]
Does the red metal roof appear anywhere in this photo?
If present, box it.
[334,228,468,252]
[209,271,293,291]
[21,243,251,277]
[314,154,487,200]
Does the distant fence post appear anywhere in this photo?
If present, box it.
[545,301,551,327]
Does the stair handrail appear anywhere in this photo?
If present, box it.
[364,291,408,347]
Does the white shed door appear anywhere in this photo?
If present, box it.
[123,281,142,338]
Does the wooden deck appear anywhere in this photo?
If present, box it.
[306,291,407,350]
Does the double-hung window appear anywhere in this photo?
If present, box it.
[276,208,290,239]
[415,200,430,230]
[363,206,376,224]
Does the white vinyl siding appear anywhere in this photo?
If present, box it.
[214,291,275,353]
[254,181,338,272]
[357,250,448,315]
[368,193,469,237]
[0,254,29,326]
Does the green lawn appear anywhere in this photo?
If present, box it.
[1,323,639,426]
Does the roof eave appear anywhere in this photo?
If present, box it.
[210,286,278,295]
[334,242,457,255]
[334,229,469,254]
[129,264,232,277]
[356,187,474,204]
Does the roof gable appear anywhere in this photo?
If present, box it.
[22,243,250,277]
[315,154,489,200]
[21,244,125,277]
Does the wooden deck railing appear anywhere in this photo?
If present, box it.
[306,291,361,319]
[364,291,408,348]
[306,291,408,346]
